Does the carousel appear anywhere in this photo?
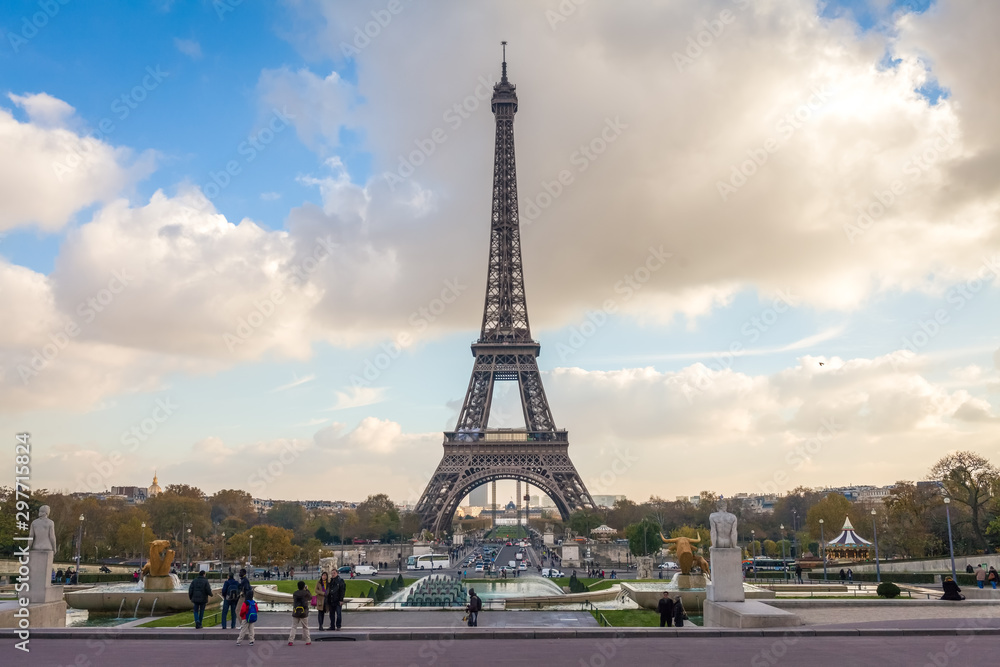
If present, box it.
[826,516,873,560]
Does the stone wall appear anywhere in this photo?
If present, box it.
[850,554,1000,574]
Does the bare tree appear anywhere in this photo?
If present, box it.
[929,452,998,553]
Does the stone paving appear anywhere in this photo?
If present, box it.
[252,609,599,629]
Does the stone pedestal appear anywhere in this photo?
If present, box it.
[143,574,181,591]
[703,599,801,628]
[561,544,580,567]
[675,573,708,589]
[706,547,745,603]
[636,556,654,579]
[28,550,62,604]
[543,530,555,547]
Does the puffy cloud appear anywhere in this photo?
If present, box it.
[0,93,154,232]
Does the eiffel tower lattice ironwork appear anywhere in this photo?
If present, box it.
[415,45,597,535]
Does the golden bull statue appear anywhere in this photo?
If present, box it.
[660,533,710,576]
[141,540,176,577]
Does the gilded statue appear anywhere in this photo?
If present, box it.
[141,539,176,577]
[660,533,711,576]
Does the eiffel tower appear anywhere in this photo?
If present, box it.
[415,45,597,535]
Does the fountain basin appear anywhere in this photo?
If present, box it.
[621,575,774,612]
[64,589,222,614]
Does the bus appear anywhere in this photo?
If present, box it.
[749,557,795,571]
[406,554,450,570]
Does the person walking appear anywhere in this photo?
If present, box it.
[466,588,482,627]
[673,597,687,628]
[315,571,330,631]
[220,572,240,629]
[976,566,987,589]
[839,568,846,582]
[847,568,853,583]
[325,568,347,631]
[288,580,312,646]
[188,570,213,629]
[657,592,674,627]
[236,588,258,646]
[795,564,803,585]
[988,567,999,590]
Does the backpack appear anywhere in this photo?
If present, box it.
[293,600,307,618]
[245,599,258,623]
[226,581,241,605]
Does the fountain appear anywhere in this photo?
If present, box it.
[116,599,126,619]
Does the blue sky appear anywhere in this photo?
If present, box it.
[1,0,998,503]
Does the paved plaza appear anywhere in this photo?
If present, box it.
[6,634,1000,666]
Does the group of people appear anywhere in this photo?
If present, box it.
[196,568,349,645]
[51,568,78,584]
[971,564,1000,589]
[656,591,688,627]
[838,568,855,583]
[586,569,616,579]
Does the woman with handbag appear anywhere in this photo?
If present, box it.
[315,571,330,630]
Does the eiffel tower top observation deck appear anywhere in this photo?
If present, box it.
[414,45,596,534]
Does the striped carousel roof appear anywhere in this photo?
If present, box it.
[827,517,872,546]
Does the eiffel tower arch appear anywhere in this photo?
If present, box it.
[415,45,597,535]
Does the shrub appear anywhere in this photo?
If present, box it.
[877,582,901,598]
[367,586,376,599]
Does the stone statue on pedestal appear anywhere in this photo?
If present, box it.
[28,505,57,552]
[27,506,61,604]
[709,501,738,548]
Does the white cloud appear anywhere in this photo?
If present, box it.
[174,38,203,60]
[272,374,317,392]
[0,94,155,232]
[330,386,386,410]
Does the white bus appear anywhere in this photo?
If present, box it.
[406,554,450,570]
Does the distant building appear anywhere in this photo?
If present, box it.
[110,486,147,504]
[147,472,162,498]
[592,495,626,508]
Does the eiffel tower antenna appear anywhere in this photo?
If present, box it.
[415,48,596,536]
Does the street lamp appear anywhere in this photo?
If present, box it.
[249,534,254,569]
[871,509,881,584]
[780,524,788,581]
[221,531,226,571]
[750,530,756,581]
[140,522,146,565]
[76,515,85,576]
[819,519,827,581]
[944,497,957,581]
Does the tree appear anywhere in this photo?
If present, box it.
[146,489,212,545]
[210,489,256,525]
[568,510,599,537]
[930,451,999,552]
[626,519,661,557]
[806,493,864,543]
[226,525,296,566]
[880,481,941,558]
[356,494,401,540]
[265,502,307,534]
[607,499,643,531]
[763,539,778,557]
[164,484,205,500]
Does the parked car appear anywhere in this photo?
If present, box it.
[354,564,379,576]
[338,565,353,574]
[659,561,680,570]
[541,568,564,578]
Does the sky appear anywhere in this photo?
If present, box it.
[1,0,998,507]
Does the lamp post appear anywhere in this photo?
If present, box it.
[750,530,756,581]
[76,515,84,576]
[780,524,788,581]
[944,497,957,581]
[248,534,254,570]
[871,509,881,584]
[819,519,827,581]
[140,522,146,565]
[221,532,226,571]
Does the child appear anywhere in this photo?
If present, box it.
[288,580,312,645]
[236,589,258,646]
